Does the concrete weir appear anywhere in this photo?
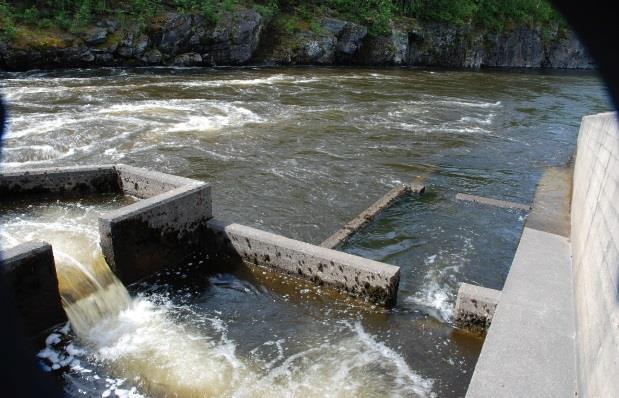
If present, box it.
[1,164,213,284]
[321,182,425,249]
[208,219,400,306]
[1,164,403,335]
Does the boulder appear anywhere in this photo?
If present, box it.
[157,12,195,55]
[200,10,263,65]
[141,48,162,64]
[80,27,109,45]
[320,17,347,36]
[173,52,202,66]
[335,22,367,60]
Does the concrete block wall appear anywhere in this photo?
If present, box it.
[571,112,619,397]
[0,165,213,285]
[207,219,401,306]
[0,165,118,197]
[0,241,66,335]
[100,182,212,283]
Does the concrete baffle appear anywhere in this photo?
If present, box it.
[0,241,66,335]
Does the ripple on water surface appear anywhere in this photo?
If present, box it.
[0,67,610,397]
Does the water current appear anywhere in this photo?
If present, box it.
[0,67,610,397]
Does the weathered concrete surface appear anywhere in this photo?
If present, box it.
[0,165,118,198]
[454,283,501,334]
[99,177,212,283]
[571,112,619,398]
[0,241,66,335]
[455,193,531,211]
[115,164,198,198]
[321,183,425,249]
[207,219,400,306]
[466,227,576,397]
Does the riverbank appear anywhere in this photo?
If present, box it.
[0,8,593,71]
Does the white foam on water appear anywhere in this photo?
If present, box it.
[41,296,436,398]
[3,200,435,397]
[406,237,474,323]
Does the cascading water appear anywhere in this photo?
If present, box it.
[1,67,609,397]
[1,197,434,397]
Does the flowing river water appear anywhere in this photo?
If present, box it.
[0,67,610,397]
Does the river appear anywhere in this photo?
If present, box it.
[0,67,610,397]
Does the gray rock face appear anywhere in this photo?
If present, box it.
[141,48,162,64]
[544,30,594,69]
[80,27,109,45]
[0,9,593,70]
[408,23,484,68]
[335,22,367,60]
[173,52,202,66]
[298,33,336,64]
[484,26,545,67]
[199,10,263,65]
[357,27,410,65]
[157,12,195,55]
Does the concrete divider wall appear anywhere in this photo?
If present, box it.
[0,165,118,197]
[207,219,401,306]
[571,111,619,397]
[0,165,213,285]
[99,176,212,283]
[115,164,199,198]
[0,241,66,335]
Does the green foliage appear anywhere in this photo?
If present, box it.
[72,0,94,29]
[0,0,563,40]
[253,0,278,18]
[22,6,39,25]
[0,0,17,39]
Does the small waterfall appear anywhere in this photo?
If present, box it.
[2,200,435,397]
[56,250,130,338]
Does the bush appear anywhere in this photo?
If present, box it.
[0,0,17,39]
[253,0,279,18]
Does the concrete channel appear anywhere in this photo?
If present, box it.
[1,112,617,397]
[0,164,402,335]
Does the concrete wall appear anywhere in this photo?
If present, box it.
[0,165,118,197]
[571,112,619,397]
[0,241,66,335]
[99,168,212,283]
[0,165,213,285]
[115,164,198,199]
[207,219,401,306]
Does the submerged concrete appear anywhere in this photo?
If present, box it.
[207,219,400,306]
[455,193,531,211]
[0,241,66,335]
[321,182,425,249]
[1,164,401,308]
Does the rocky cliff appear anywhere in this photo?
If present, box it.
[0,10,594,70]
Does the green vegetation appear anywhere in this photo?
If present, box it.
[0,0,562,40]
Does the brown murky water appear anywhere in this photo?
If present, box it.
[0,66,610,397]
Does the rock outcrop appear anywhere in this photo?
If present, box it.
[0,10,594,70]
